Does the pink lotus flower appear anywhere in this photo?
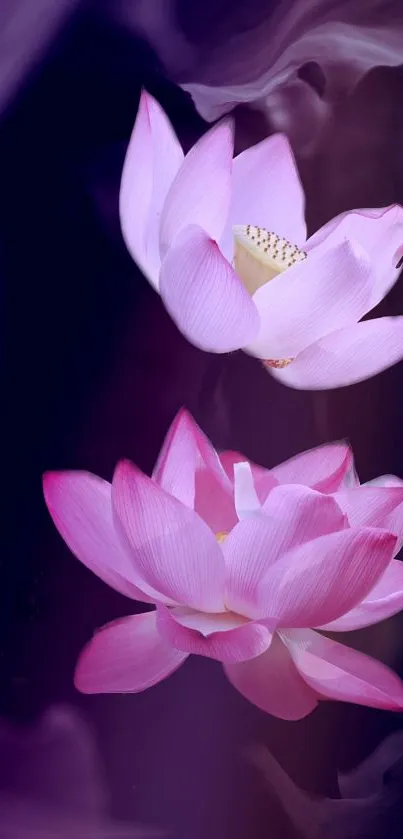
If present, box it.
[120,90,403,390]
[43,410,403,720]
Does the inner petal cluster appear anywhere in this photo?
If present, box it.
[233,224,307,369]
[233,224,307,296]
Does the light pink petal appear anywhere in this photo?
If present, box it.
[220,134,306,263]
[333,486,403,536]
[361,477,403,545]
[365,475,403,488]
[224,633,318,720]
[119,90,183,288]
[224,485,347,618]
[247,240,372,360]
[307,205,403,309]
[156,604,272,663]
[160,224,260,352]
[160,119,233,254]
[284,628,403,711]
[219,450,246,481]
[319,559,403,632]
[112,460,226,612]
[341,460,361,488]
[74,611,187,694]
[270,317,403,390]
[219,450,278,505]
[272,442,354,493]
[257,528,396,628]
[43,471,158,604]
[233,461,261,518]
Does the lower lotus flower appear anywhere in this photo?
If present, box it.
[43,410,403,720]
[120,90,403,390]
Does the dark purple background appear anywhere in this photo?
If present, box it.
[2,5,403,837]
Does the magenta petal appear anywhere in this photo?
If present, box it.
[43,471,157,603]
[271,317,403,390]
[257,528,396,628]
[112,460,226,612]
[160,118,233,253]
[247,240,371,360]
[119,90,183,288]
[307,205,403,309]
[224,485,346,618]
[224,634,318,720]
[160,224,260,352]
[74,611,187,694]
[220,133,306,262]
[272,442,354,493]
[156,605,272,663]
[152,408,230,506]
[152,408,236,532]
[319,559,403,632]
[195,467,238,534]
[285,628,403,711]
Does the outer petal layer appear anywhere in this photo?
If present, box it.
[156,605,272,663]
[271,442,353,493]
[224,633,318,720]
[112,461,226,612]
[160,119,233,253]
[74,611,188,694]
[256,528,396,627]
[285,629,403,711]
[247,240,371,360]
[333,486,403,532]
[160,224,260,352]
[270,317,403,390]
[43,471,157,603]
[320,559,403,632]
[119,90,183,288]
[307,204,403,309]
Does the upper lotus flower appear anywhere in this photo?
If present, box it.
[43,410,403,720]
[120,90,403,390]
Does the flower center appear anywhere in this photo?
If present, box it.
[233,224,307,296]
[216,531,228,544]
